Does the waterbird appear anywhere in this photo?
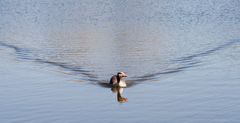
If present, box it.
[109,72,128,87]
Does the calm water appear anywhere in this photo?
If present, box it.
[1,0,240,122]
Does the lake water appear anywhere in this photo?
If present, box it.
[0,0,240,122]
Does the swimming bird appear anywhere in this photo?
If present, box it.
[109,72,128,87]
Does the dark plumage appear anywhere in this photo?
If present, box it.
[109,72,128,87]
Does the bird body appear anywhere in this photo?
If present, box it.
[109,72,127,87]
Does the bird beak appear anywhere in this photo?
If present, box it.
[123,73,128,77]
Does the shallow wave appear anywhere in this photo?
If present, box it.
[121,39,240,82]
[1,39,239,86]
[0,42,98,82]
[174,40,239,62]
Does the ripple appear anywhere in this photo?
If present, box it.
[1,39,239,86]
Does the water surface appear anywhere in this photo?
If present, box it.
[0,0,240,123]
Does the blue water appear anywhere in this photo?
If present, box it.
[0,0,240,123]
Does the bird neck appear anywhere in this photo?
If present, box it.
[117,76,121,83]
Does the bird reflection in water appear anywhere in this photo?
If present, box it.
[111,87,128,103]
[98,79,134,103]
